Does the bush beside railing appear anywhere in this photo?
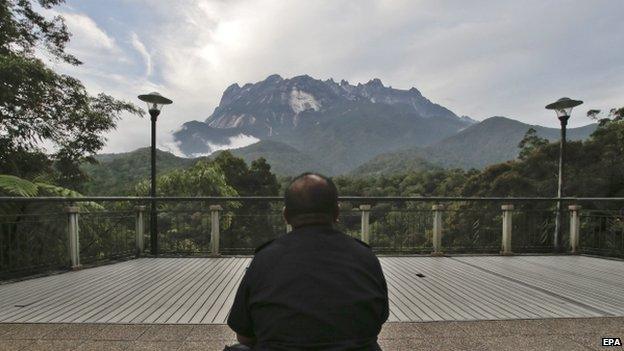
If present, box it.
[0,196,623,279]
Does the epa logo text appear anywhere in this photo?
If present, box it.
[602,338,622,347]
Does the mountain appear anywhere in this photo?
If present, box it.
[173,74,470,174]
[212,140,332,176]
[425,117,597,169]
[82,148,196,195]
[353,116,597,173]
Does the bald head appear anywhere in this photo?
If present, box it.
[284,173,339,228]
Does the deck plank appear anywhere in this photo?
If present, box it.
[453,256,624,316]
[0,255,622,324]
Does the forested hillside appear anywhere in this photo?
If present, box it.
[81,148,196,195]
[353,117,597,174]
[213,140,332,176]
[333,115,623,199]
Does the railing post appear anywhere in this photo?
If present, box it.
[431,204,444,256]
[210,205,222,256]
[66,205,81,270]
[569,205,581,254]
[360,204,371,244]
[501,204,514,256]
[135,205,146,256]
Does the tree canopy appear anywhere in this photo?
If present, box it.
[0,0,142,189]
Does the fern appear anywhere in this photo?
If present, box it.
[0,174,106,216]
[0,175,39,197]
[35,182,84,198]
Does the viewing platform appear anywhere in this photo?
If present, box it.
[1,255,623,324]
[1,197,623,349]
[0,255,623,350]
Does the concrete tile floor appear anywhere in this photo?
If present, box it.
[0,317,621,350]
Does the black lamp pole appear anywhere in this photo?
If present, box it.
[138,91,172,257]
[553,114,568,252]
[546,97,582,253]
[150,108,160,256]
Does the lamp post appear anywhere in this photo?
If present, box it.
[138,92,173,256]
[545,97,582,252]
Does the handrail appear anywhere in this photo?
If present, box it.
[1,196,624,202]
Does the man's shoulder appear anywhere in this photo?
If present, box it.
[253,227,373,255]
[352,237,372,249]
[254,238,277,254]
[253,234,292,255]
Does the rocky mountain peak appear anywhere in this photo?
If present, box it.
[365,78,384,88]
[220,83,242,105]
[265,74,283,82]
[409,87,422,96]
[205,74,465,136]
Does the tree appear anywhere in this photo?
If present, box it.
[134,160,238,253]
[134,160,237,197]
[211,151,279,196]
[0,0,142,188]
[518,128,548,161]
[249,158,279,196]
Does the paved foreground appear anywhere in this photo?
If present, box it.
[1,255,623,324]
[0,318,622,350]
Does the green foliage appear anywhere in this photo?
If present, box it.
[81,148,196,195]
[209,152,281,250]
[134,160,237,197]
[216,140,332,176]
[0,0,143,189]
[518,128,549,161]
[0,173,92,276]
[350,149,438,177]
[334,169,471,197]
[0,174,82,198]
[0,175,38,197]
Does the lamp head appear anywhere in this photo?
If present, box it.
[138,92,173,114]
[545,97,583,118]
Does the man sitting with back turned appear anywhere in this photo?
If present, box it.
[226,172,389,350]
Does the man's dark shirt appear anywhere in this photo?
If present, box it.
[227,225,389,351]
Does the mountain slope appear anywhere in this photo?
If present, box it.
[213,140,332,176]
[350,149,439,177]
[353,117,597,173]
[173,74,470,173]
[426,117,596,169]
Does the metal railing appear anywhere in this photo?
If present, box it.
[1,196,623,279]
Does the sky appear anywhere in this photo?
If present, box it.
[46,0,624,153]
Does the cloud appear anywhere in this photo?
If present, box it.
[57,0,624,153]
[58,11,119,58]
[130,32,152,77]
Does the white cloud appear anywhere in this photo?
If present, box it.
[130,32,152,77]
[58,11,119,57]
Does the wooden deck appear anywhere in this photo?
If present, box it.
[0,255,622,324]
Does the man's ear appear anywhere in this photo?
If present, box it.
[282,206,290,224]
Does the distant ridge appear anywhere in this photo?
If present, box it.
[353,116,597,173]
